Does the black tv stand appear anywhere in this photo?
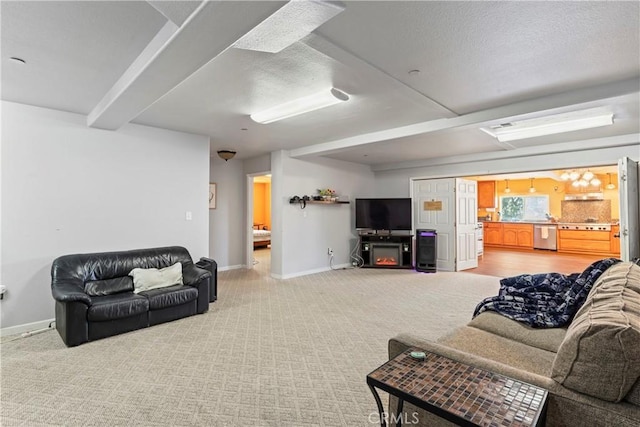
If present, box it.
[359,233,413,269]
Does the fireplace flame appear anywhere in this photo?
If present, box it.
[375,257,398,266]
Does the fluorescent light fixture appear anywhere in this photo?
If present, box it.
[250,87,349,124]
[233,0,345,53]
[480,107,614,142]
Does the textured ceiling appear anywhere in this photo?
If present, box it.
[1,1,639,168]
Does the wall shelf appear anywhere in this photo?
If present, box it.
[306,200,350,204]
[289,198,350,205]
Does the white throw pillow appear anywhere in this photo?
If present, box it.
[129,262,183,294]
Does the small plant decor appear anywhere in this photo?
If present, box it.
[317,188,337,201]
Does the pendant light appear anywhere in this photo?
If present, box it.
[504,179,511,193]
[606,173,616,189]
[528,178,536,193]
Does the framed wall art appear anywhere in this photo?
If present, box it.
[209,183,217,209]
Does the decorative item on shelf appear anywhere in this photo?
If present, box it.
[317,188,337,201]
[289,195,310,208]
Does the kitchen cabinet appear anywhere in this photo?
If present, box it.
[503,224,533,248]
[484,222,503,246]
[610,225,620,255]
[558,230,611,254]
[478,181,496,209]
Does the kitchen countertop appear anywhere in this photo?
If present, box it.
[481,221,556,225]
[482,221,617,225]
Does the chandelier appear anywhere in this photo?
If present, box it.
[559,169,601,188]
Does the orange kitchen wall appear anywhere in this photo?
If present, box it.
[253,182,271,229]
[477,174,619,220]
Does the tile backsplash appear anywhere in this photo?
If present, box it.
[561,200,611,223]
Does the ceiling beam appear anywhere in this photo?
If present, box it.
[372,133,640,172]
[146,1,203,26]
[88,1,286,130]
[288,78,639,158]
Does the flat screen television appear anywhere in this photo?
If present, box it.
[355,198,412,231]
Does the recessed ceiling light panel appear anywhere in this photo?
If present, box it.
[233,0,345,53]
[480,107,614,142]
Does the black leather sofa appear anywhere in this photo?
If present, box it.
[51,246,216,347]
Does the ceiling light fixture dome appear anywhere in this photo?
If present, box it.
[217,150,236,161]
[582,170,594,181]
[529,178,536,193]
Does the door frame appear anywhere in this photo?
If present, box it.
[245,171,271,270]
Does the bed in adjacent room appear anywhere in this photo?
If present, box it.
[253,227,271,249]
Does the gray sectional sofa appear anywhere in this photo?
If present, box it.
[389,261,640,426]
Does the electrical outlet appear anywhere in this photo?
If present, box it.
[327,248,333,256]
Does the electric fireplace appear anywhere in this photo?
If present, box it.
[372,245,401,267]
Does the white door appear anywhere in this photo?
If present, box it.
[456,178,478,271]
[619,157,639,261]
[413,178,456,271]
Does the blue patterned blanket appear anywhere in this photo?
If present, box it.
[473,258,620,328]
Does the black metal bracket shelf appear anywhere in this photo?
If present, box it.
[289,196,350,209]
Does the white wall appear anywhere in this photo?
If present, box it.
[1,101,210,331]
[208,155,245,269]
[273,152,374,278]
[244,154,271,176]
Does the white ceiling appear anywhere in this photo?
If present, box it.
[2,1,639,169]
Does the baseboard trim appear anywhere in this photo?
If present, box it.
[218,264,244,272]
[275,263,352,279]
[1,318,56,337]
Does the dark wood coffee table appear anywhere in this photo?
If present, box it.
[367,348,548,427]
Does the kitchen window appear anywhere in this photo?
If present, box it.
[500,195,550,221]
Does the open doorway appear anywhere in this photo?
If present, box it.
[412,162,634,273]
[465,164,626,274]
[247,174,271,274]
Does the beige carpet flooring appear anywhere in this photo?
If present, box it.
[1,249,500,426]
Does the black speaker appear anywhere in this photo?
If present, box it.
[415,229,437,272]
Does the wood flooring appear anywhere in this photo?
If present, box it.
[255,245,611,279]
[469,247,613,278]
